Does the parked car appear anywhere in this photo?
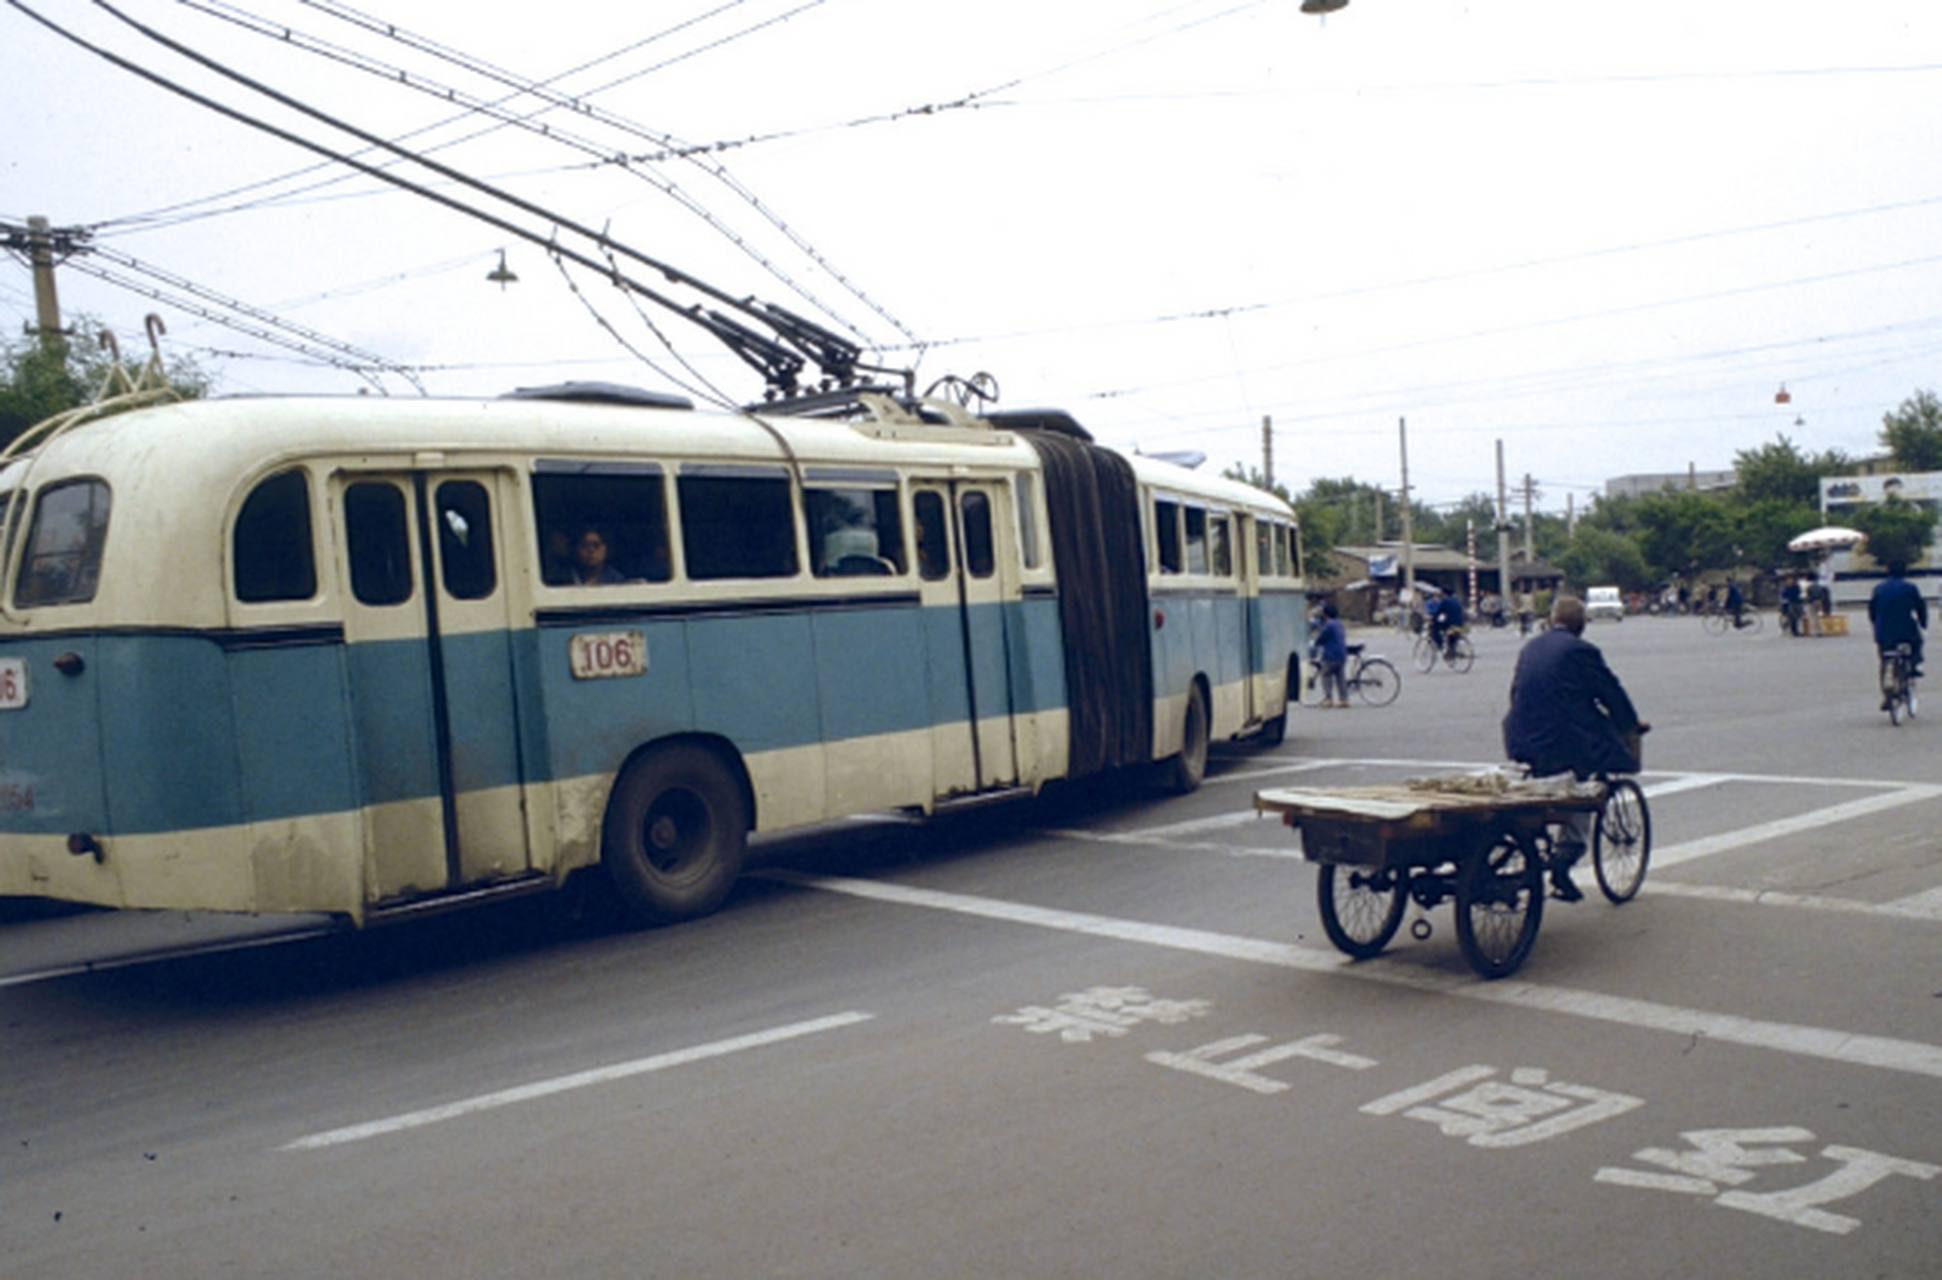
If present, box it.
[1586,585,1624,621]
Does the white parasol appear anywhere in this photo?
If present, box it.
[1786,526,1866,553]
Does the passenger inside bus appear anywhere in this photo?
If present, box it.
[570,525,626,585]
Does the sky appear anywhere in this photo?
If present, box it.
[3,0,1940,511]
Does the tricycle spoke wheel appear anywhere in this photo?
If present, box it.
[1593,778,1652,903]
[1317,863,1407,960]
[1455,828,1544,979]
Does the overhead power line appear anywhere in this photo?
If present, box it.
[9,0,910,403]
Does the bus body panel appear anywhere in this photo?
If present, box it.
[0,394,1301,921]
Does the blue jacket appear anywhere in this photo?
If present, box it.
[1868,576,1927,648]
[1315,617,1347,664]
[1502,627,1641,777]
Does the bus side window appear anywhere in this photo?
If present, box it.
[807,485,904,577]
[1016,471,1043,570]
[915,490,949,581]
[1184,506,1209,575]
[1210,513,1232,577]
[15,478,110,608]
[531,468,672,586]
[961,490,995,579]
[344,481,414,607]
[234,468,317,603]
[679,472,797,580]
[1255,520,1272,580]
[1154,499,1182,573]
[436,480,496,600]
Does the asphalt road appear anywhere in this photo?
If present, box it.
[3,614,1938,1278]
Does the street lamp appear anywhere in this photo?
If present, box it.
[486,249,518,290]
[1301,0,1349,13]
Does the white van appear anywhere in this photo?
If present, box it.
[1586,586,1625,621]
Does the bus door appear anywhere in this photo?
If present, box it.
[912,480,1020,794]
[1239,512,1269,726]
[334,471,532,902]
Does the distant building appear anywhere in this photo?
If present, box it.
[1605,468,1736,500]
[1818,469,1942,606]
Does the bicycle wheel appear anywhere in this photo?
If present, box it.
[1317,863,1408,960]
[1740,612,1766,636]
[1702,613,1727,636]
[1454,826,1545,979]
[1593,778,1652,903]
[1353,657,1401,707]
[1882,657,1905,726]
[1447,634,1476,674]
[1411,634,1437,673]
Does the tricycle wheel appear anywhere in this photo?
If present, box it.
[1593,778,1652,903]
[1454,827,1545,979]
[1318,863,1408,960]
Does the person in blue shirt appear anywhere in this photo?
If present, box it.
[1315,602,1350,707]
[1868,561,1927,699]
[1503,596,1648,901]
[1428,592,1466,657]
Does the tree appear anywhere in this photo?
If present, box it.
[1554,524,1650,592]
[1878,389,1942,473]
[1850,496,1937,569]
[1734,433,1852,506]
[0,322,209,448]
[1633,488,1737,580]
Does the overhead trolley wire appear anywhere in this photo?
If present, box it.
[9,0,902,403]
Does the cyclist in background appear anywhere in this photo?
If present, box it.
[1503,596,1649,902]
[1428,591,1466,659]
[1869,561,1927,707]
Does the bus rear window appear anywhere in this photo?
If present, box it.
[16,478,109,607]
[234,468,317,602]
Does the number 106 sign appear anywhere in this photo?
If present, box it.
[569,631,647,680]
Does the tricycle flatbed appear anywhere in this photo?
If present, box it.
[1254,772,1649,978]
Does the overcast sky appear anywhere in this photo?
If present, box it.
[4,0,1940,509]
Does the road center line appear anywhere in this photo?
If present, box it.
[281,1011,874,1152]
[763,871,1942,1082]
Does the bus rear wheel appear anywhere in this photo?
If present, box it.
[602,745,749,925]
[1165,683,1210,794]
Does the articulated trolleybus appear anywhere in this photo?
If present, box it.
[0,385,1305,927]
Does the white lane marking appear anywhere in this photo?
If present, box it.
[1638,773,1731,799]
[281,1011,873,1152]
[1882,884,1942,919]
[1651,784,1942,869]
[763,872,1942,1082]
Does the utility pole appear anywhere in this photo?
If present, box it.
[1495,440,1513,606]
[4,217,84,353]
[1261,414,1274,491]
[1399,418,1416,604]
[1522,473,1536,566]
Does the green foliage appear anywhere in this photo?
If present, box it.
[0,323,209,448]
[1850,496,1937,569]
[1631,488,1736,578]
[1734,433,1852,505]
[1879,389,1942,472]
[1554,524,1649,592]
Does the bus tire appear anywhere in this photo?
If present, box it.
[1165,683,1210,794]
[602,744,749,925]
[1256,660,1296,747]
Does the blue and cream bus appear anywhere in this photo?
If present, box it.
[0,385,1306,926]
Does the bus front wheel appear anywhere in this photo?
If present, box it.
[602,745,749,925]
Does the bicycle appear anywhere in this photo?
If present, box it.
[1313,643,1401,707]
[1412,626,1476,673]
[1880,642,1919,726]
[1701,609,1765,637]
